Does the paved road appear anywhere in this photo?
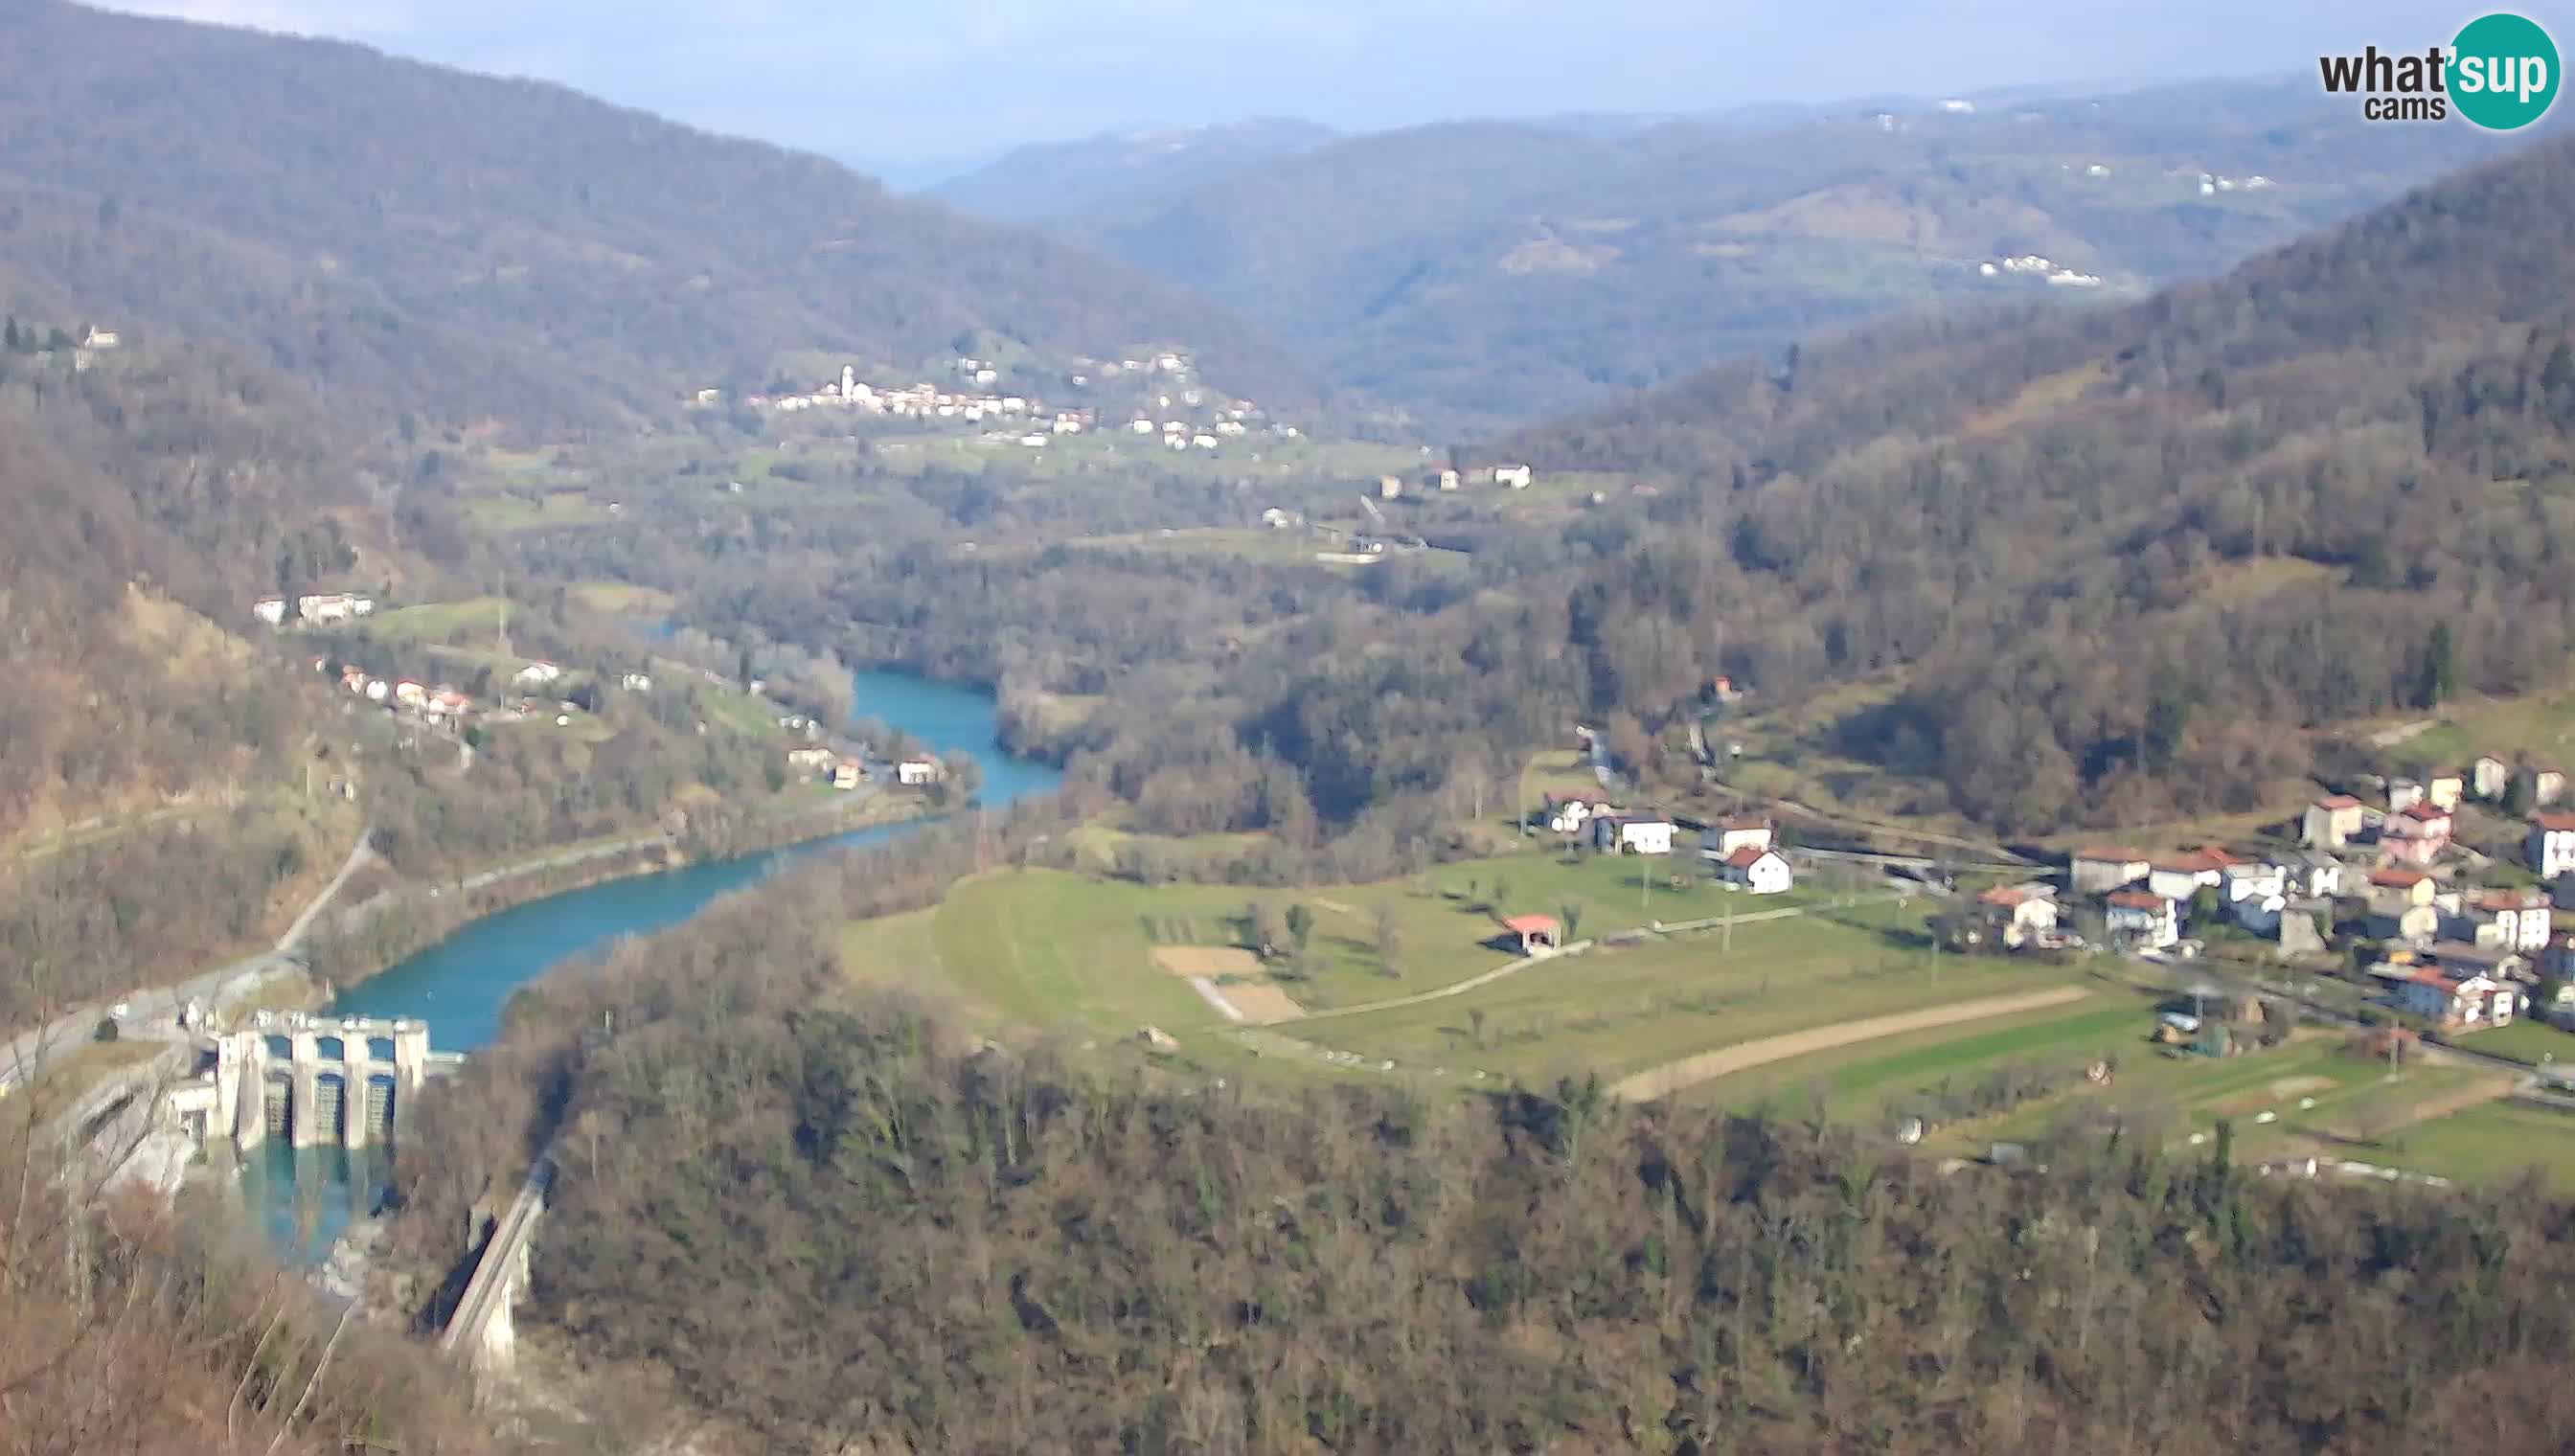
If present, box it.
[2,826,376,1092]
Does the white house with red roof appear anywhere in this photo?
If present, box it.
[1977,885,2058,947]
[1714,846,1794,895]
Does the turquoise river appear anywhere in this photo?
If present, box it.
[243,670,1061,1260]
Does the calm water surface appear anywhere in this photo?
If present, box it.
[255,671,1059,1256]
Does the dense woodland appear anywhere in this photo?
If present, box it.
[394,869,2575,1454]
[0,1095,497,1456]
[1485,132,2575,833]
[0,0,1321,431]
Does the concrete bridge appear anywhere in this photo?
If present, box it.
[438,1150,555,1376]
[187,1013,432,1150]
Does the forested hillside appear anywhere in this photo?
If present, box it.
[0,0,1318,429]
[0,294,378,840]
[394,876,2575,1454]
[1498,132,2575,833]
[1025,80,2525,429]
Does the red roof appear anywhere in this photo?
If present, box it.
[2314,795,2362,810]
[2398,802,2450,823]
[1978,886,2038,907]
[1722,846,1777,869]
[2106,890,2170,910]
[2369,867,2431,888]
[2533,811,2575,832]
[2153,849,2238,875]
[2471,889,2545,912]
[1500,914,1560,935]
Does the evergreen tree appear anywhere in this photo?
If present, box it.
[2416,622,2456,709]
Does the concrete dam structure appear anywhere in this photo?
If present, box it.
[193,1013,432,1150]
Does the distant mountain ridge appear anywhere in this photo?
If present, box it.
[0,0,1323,431]
[946,79,2535,432]
[927,118,1341,222]
[1493,131,2575,833]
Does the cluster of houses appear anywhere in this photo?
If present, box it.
[253,592,375,628]
[709,351,1298,457]
[784,741,945,793]
[330,660,478,729]
[1974,254,2104,287]
[1538,798,1800,895]
[1376,464,1534,499]
[1982,755,2575,1035]
[321,655,640,733]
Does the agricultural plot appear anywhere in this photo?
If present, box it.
[2448,1016,2575,1068]
[1677,994,2153,1118]
[358,598,510,644]
[2363,1101,2575,1190]
[831,848,1957,1087]
[1916,1026,2514,1164]
[1280,901,2047,1084]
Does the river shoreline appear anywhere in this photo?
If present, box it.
[295,791,930,1013]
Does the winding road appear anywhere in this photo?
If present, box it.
[2,826,376,1094]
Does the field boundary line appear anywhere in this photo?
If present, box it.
[1607,985,2095,1103]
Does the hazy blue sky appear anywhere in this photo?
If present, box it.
[101,1,2563,178]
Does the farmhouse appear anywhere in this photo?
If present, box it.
[2388,970,2516,1031]
[2147,849,2235,903]
[1545,798,1604,835]
[2426,770,2465,811]
[1703,812,1774,858]
[2285,851,2346,900]
[897,758,944,786]
[2366,866,2437,914]
[2453,888,2553,953]
[1715,846,1795,895]
[832,762,863,790]
[1491,465,1534,489]
[2381,802,2452,867]
[514,661,562,688]
[1976,885,2059,947]
[295,592,374,624]
[2425,941,2529,985]
[252,597,287,626]
[2518,765,2567,808]
[2104,890,2181,950]
[2472,755,2511,801]
[2386,778,2425,814]
[1595,814,1676,855]
[2529,811,2575,879]
[2220,861,2287,906]
[2301,795,2365,850]
[2069,847,2152,895]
